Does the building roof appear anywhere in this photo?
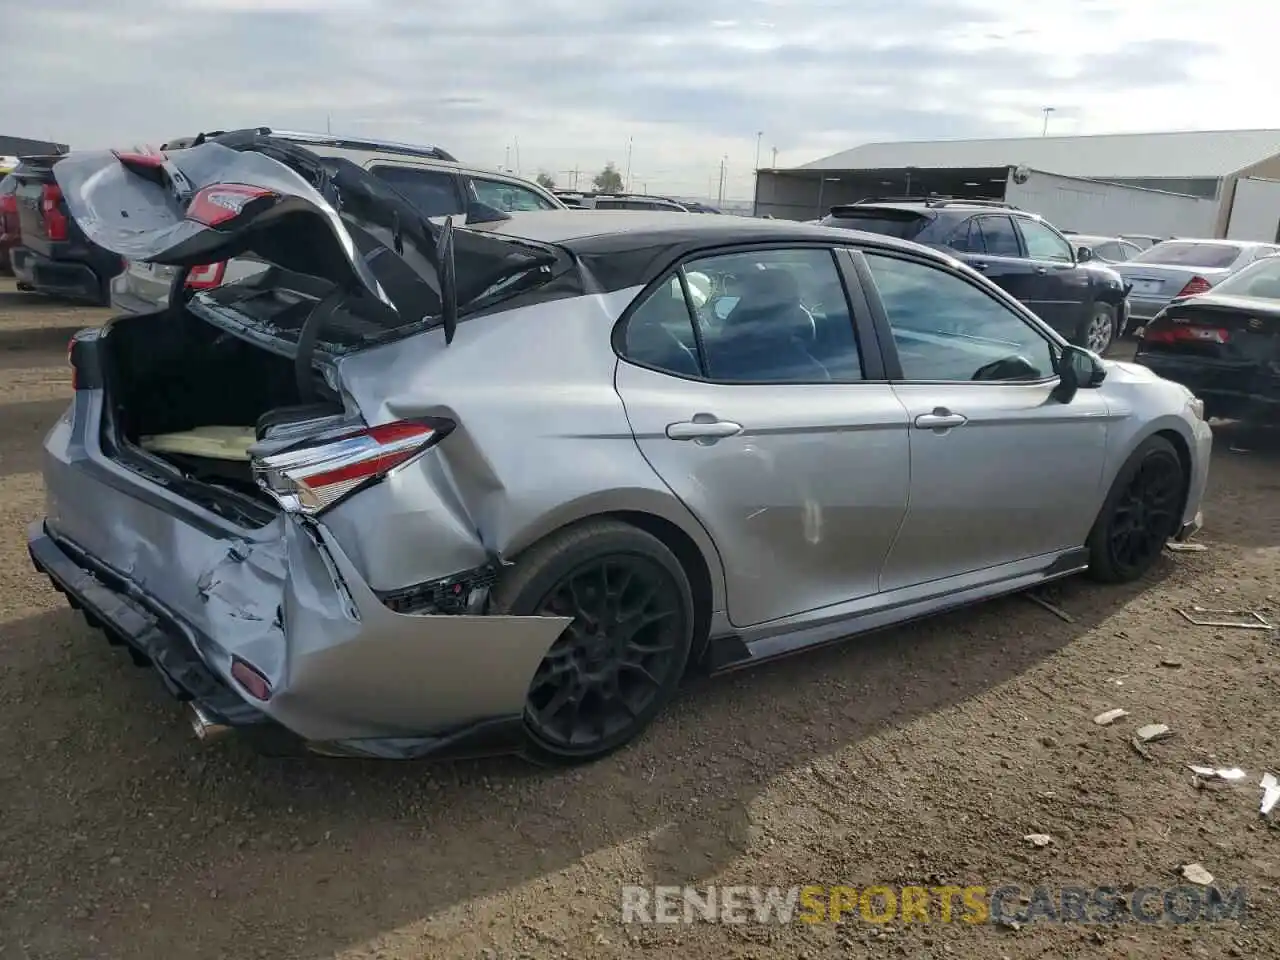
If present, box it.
[0,135,68,157]
[799,129,1280,180]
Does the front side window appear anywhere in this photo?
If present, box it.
[620,247,864,383]
[370,165,464,217]
[1018,219,1073,262]
[469,177,558,212]
[863,253,1056,382]
[977,216,1021,257]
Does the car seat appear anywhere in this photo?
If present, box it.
[707,268,829,381]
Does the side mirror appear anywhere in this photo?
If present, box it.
[1052,344,1106,403]
[1076,246,1093,262]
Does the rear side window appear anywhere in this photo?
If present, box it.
[821,209,930,241]
[621,247,864,383]
[369,165,464,217]
[1130,241,1242,269]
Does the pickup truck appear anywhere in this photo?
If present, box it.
[8,155,123,303]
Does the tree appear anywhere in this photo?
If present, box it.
[592,162,624,193]
[535,171,556,189]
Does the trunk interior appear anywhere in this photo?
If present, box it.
[102,303,344,512]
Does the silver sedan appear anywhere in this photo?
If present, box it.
[31,134,1212,765]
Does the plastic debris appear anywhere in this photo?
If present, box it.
[1023,833,1053,847]
[1093,708,1129,726]
[1135,724,1173,743]
[1160,658,1183,668]
[1176,606,1273,630]
[1261,774,1280,817]
[1166,542,1209,553]
[1181,864,1214,886]
[1026,592,1074,623]
[1188,765,1247,782]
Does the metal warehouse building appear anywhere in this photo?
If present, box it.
[754,129,1280,242]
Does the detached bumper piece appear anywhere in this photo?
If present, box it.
[27,521,299,751]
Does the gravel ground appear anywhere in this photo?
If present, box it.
[1,279,1277,960]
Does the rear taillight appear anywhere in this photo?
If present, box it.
[1176,276,1212,297]
[252,418,452,515]
[187,184,275,227]
[1143,324,1230,345]
[185,262,227,289]
[41,184,68,241]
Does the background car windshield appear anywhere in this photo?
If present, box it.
[1209,256,1280,298]
[1130,242,1242,269]
[821,211,929,241]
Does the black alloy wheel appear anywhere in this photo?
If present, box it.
[491,519,695,764]
[1087,436,1185,582]
[526,555,686,755]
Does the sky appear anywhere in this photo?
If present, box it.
[3,0,1278,200]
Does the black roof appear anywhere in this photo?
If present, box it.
[469,210,953,291]
[0,135,69,157]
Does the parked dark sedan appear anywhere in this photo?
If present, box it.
[821,199,1129,354]
[1133,254,1280,424]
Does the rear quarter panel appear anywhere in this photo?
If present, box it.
[326,289,729,609]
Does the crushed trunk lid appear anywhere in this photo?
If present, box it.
[52,136,557,344]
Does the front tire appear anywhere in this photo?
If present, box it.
[1078,302,1116,355]
[491,519,695,765]
[1086,436,1185,583]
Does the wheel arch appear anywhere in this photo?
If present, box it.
[499,489,727,661]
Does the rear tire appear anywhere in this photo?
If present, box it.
[1086,436,1185,583]
[491,519,695,765]
[1078,302,1116,355]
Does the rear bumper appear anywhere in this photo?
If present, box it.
[1133,353,1280,422]
[10,245,102,301]
[28,519,546,760]
[1126,295,1172,322]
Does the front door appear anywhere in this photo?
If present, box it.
[855,248,1110,591]
[962,214,1041,311]
[613,245,910,628]
[1016,216,1090,337]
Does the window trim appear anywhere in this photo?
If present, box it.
[1015,216,1075,264]
[612,241,886,385]
[852,247,1068,388]
[367,162,467,216]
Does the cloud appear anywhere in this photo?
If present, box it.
[0,0,1273,199]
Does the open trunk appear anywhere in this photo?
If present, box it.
[99,296,348,522]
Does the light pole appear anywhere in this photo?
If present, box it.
[625,137,634,192]
[814,176,839,218]
[752,131,764,216]
[1041,106,1055,137]
[755,131,763,172]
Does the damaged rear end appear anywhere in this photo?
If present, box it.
[30,138,572,759]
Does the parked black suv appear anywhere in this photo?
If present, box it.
[821,198,1129,354]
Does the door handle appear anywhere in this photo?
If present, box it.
[971,260,989,271]
[667,415,744,442]
[914,408,968,430]
[1035,266,1049,275]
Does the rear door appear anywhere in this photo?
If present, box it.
[1014,216,1091,336]
[854,247,1109,589]
[964,214,1041,311]
[613,243,910,628]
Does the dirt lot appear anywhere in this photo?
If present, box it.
[0,278,1277,960]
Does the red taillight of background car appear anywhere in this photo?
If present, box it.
[41,183,68,241]
[185,262,227,289]
[0,192,17,216]
[186,184,275,227]
[1176,276,1212,298]
[1143,325,1230,345]
[251,419,453,515]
